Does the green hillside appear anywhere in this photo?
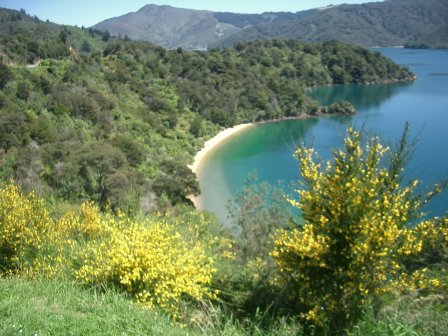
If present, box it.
[0,7,414,212]
[405,24,448,49]
[0,8,110,65]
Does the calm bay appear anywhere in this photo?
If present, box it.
[197,48,448,224]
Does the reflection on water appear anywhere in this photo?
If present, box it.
[309,81,413,111]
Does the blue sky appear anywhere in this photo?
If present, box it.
[0,0,374,27]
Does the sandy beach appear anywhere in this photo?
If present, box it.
[187,123,254,208]
[188,111,349,178]
[188,123,254,174]
[187,115,317,208]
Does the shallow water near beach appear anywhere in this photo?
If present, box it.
[197,48,448,225]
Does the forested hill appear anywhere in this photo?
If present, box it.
[218,0,448,49]
[0,7,413,213]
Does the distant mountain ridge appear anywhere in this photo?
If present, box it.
[94,5,231,50]
[93,4,316,49]
[93,0,448,49]
[218,0,448,48]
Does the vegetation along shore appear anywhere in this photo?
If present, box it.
[187,105,358,208]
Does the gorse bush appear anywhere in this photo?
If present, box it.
[75,217,219,315]
[0,183,55,273]
[271,127,447,329]
[0,182,226,317]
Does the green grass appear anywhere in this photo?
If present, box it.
[0,278,304,336]
[348,309,419,336]
[348,293,448,336]
[0,278,189,336]
[1,277,447,336]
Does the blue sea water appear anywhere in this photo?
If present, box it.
[197,48,448,224]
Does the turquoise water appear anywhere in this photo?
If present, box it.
[197,48,448,224]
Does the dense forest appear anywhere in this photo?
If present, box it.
[0,7,414,212]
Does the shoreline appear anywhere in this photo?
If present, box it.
[187,112,353,208]
[187,72,417,195]
[188,123,254,175]
[187,123,254,208]
[189,114,317,174]
[186,114,316,209]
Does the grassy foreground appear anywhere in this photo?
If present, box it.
[0,278,305,336]
[2,277,447,336]
[0,278,188,336]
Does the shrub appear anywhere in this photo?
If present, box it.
[0,183,55,273]
[328,100,356,115]
[16,81,30,101]
[0,62,13,89]
[0,183,102,278]
[0,109,30,151]
[0,182,226,318]
[74,212,219,316]
[271,127,446,329]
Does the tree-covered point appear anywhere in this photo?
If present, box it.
[0,9,414,211]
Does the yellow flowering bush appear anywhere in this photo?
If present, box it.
[0,183,56,274]
[0,182,224,317]
[0,183,112,278]
[67,209,226,316]
[31,201,106,278]
[271,127,446,328]
[395,217,448,293]
[401,217,448,259]
[75,216,219,315]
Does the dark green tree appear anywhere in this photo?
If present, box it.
[102,30,111,42]
[80,40,91,52]
[0,63,12,89]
